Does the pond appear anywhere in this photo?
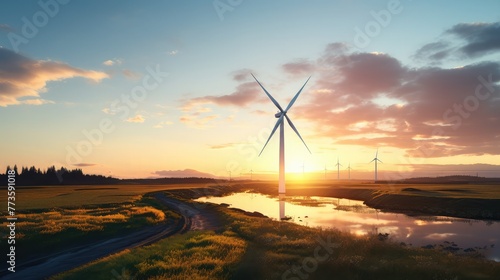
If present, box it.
[196,192,500,261]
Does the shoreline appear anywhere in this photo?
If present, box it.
[223,183,500,221]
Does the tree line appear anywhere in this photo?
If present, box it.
[1,165,119,186]
[0,165,220,186]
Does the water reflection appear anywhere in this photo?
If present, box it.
[196,192,500,261]
[279,194,286,220]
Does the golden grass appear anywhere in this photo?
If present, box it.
[52,231,247,280]
[3,204,166,235]
[0,183,214,211]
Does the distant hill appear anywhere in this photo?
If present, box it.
[121,177,219,185]
[393,175,500,184]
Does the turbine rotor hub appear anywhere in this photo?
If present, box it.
[275,111,283,118]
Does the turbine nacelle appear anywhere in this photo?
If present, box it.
[275,111,283,118]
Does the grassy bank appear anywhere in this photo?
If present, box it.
[55,196,500,280]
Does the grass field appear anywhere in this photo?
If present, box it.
[0,183,215,210]
[1,192,181,261]
[54,199,500,280]
[2,182,499,279]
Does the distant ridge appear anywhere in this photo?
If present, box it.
[390,175,500,184]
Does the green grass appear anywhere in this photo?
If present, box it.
[55,200,500,280]
[52,231,247,280]
[0,183,214,210]
[1,194,180,259]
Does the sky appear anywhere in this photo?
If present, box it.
[1,0,500,180]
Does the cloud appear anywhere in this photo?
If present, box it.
[181,83,262,112]
[179,114,218,129]
[179,70,264,128]
[122,69,141,80]
[152,169,215,178]
[73,163,97,167]
[291,34,500,157]
[282,59,315,76]
[102,107,115,115]
[208,142,240,149]
[251,109,267,116]
[20,98,55,105]
[0,24,14,33]
[0,48,108,106]
[181,69,262,111]
[414,22,500,62]
[414,41,451,61]
[153,120,173,128]
[168,50,178,55]
[126,114,145,123]
[447,22,500,58]
[102,58,122,66]
[231,68,253,82]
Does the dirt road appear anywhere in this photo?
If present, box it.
[1,193,219,280]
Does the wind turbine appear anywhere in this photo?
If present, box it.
[369,149,382,182]
[324,164,327,180]
[335,157,342,180]
[346,162,352,180]
[253,73,311,194]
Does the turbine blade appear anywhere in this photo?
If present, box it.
[285,115,311,154]
[376,148,379,158]
[251,73,284,112]
[284,76,311,113]
[259,116,283,156]
[369,158,375,163]
[377,159,383,163]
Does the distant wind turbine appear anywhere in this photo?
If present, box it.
[335,157,342,180]
[324,164,327,180]
[253,73,311,194]
[369,149,383,182]
[346,162,353,180]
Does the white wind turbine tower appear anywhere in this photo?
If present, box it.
[253,74,311,194]
[346,162,352,180]
[335,157,342,180]
[369,149,383,182]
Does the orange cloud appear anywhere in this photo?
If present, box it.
[126,114,145,123]
[0,48,108,106]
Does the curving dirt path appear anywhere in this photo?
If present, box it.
[0,193,219,280]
